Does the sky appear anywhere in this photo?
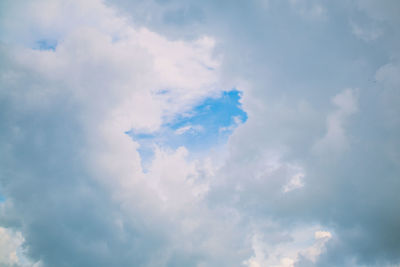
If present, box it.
[0,0,399,266]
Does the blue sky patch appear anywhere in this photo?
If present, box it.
[127,89,247,167]
[34,39,58,51]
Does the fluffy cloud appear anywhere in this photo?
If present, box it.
[243,226,332,267]
[0,227,27,266]
[313,89,358,155]
[0,0,232,266]
[1,0,400,266]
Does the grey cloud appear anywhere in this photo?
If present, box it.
[1,0,400,266]
[105,0,400,265]
[0,49,167,267]
[0,5,247,266]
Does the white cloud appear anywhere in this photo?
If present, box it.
[313,89,358,155]
[0,227,41,267]
[1,0,400,266]
[282,172,305,193]
[376,63,400,88]
[0,227,23,266]
[243,226,332,267]
[314,231,332,239]
[1,0,223,215]
[175,125,204,135]
[0,0,232,265]
[350,21,383,42]
[289,0,327,20]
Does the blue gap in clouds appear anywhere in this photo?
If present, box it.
[33,39,58,51]
[126,89,247,169]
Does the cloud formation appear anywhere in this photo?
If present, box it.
[1,0,400,266]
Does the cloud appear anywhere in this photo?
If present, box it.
[289,0,328,21]
[282,171,305,193]
[0,0,240,266]
[243,225,333,267]
[356,0,400,23]
[0,227,27,266]
[313,88,358,155]
[1,0,400,266]
[350,21,383,42]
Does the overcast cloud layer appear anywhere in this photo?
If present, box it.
[0,0,400,266]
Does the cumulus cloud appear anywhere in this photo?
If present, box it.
[1,0,400,266]
[243,225,332,267]
[0,0,233,266]
[0,227,26,266]
[313,88,358,155]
